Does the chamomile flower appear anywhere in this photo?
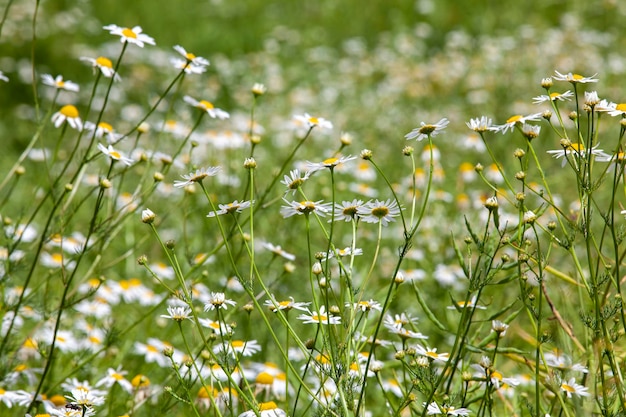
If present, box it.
[466,116,497,133]
[198,318,232,335]
[350,299,382,313]
[171,45,209,74]
[173,166,221,188]
[97,143,133,165]
[425,402,471,416]
[280,199,332,218]
[95,366,133,394]
[495,113,543,134]
[357,199,401,226]
[532,91,574,104]
[384,312,420,330]
[605,103,626,117]
[51,104,83,130]
[560,377,590,398]
[293,113,333,130]
[80,56,121,80]
[333,199,365,222]
[41,74,80,92]
[546,140,603,167]
[134,338,173,367]
[280,169,310,194]
[215,339,262,357]
[239,401,287,417]
[207,200,253,217]
[414,345,449,362]
[324,246,363,259]
[261,242,296,261]
[388,326,428,340]
[553,70,598,84]
[160,305,192,322]
[447,296,486,310]
[103,24,155,47]
[183,95,230,119]
[84,121,122,143]
[297,306,341,325]
[405,118,449,141]
[543,351,588,373]
[264,296,310,312]
[306,155,357,173]
[203,292,237,310]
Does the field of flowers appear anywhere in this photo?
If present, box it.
[2,1,626,416]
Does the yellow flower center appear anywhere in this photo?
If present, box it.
[418,124,436,134]
[572,74,583,80]
[112,372,124,381]
[231,340,245,348]
[49,394,66,406]
[186,52,196,60]
[51,253,64,264]
[311,314,327,322]
[98,122,113,132]
[371,206,390,218]
[60,105,79,118]
[298,201,317,214]
[147,344,159,353]
[566,143,585,152]
[110,150,121,159]
[259,401,278,411]
[197,386,217,398]
[616,103,626,112]
[255,371,274,385]
[14,364,27,372]
[506,115,522,124]
[323,157,338,165]
[96,56,113,68]
[549,92,561,100]
[56,80,65,88]
[131,374,150,388]
[121,28,138,39]
[561,383,575,393]
[308,116,319,125]
[491,370,503,380]
[199,100,214,110]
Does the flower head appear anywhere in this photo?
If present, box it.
[103,24,155,47]
[466,116,497,133]
[52,104,83,131]
[239,401,287,417]
[173,166,221,188]
[306,155,356,173]
[495,113,543,134]
[553,70,598,84]
[293,113,333,130]
[281,169,310,194]
[98,143,133,165]
[203,292,236,311]
[80,56,121,80]
[425,402,471,416]
[560,377,590,398]
[357,199,401,226]
[297,306,341,325]
[333,199,365,222]
[161,305,192,322]
[280,199,332,218]
[171,45,209,74]
[532,91,574,104]
[405,118,449,141]
[183,95,230,119]
[207,200,253,217]
[42,74,79,92]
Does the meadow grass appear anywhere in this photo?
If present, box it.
[2,1,626,417]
